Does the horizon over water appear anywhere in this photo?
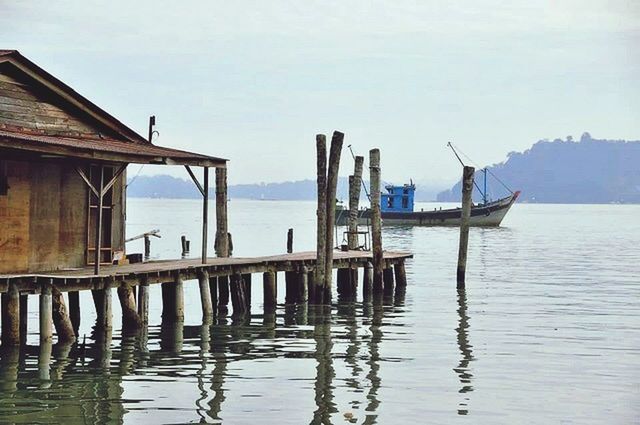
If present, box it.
[0,199,638,424]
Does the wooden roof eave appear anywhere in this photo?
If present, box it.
[0,137,227,168]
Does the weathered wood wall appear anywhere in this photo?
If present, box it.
[0,159,126,273]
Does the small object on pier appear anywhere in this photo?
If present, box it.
[287,228,294,254]
[383,267,395,297]
[369,149,384,292]
[263,271,277,311]
[126,253,143,264]
[39,281,53,344]
[68,291,80,336]
[51,286,76,343]
[1,282,20,346]
[181,235,190,256]
[198,270,214,319]
[457,166,475,288]
[314,134,328,304]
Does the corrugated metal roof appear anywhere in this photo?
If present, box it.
[0,128,226,167]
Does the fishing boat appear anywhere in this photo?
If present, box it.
[336,143,520,227]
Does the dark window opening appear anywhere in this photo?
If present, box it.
[402,197,409,209]
[403,188,409,194]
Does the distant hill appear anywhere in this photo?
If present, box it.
[437,133,640,204]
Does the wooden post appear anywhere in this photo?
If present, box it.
[39,282,53,344]
[218,275,230,314]
[383,267,395,297]
[94,164,104,275]
[369,148,384,294]
[349,268,358,297]
[299,267,309,303]
[99,278,113,330]
[138,277,149,325]
[202,166,209,264]
[181,235,189,256]
[348,155,364,250]
[337,268,350,297]
[394,262,407,288]
[229,273,246,317]
[263,271,277,312]
[285,271,297,304]
[363,262,373,302]
[457,166,475,288]
[215,167,229,258]
[323,130,344,302]
[144,235,151,258]
[117,282,142,330]
[242,273,252,310]
[287,228,294,253]
[68,291,80,335]
[51,286,76,343]
[173,274,185,321]
[209,275,218,315]
[199,270,214,319]
[1,282,20,346]
[314,134,327,304]
[19,293,27,346]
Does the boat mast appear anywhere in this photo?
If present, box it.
[483,167,488,204]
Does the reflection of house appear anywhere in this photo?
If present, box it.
[0,50,226,274]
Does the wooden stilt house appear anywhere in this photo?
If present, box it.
[0,50,227,275]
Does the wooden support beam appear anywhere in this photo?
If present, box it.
[314,134,327,304]
[199,270,214,319]
[383,268,395,297]
[19,293,27,346]
[51,286,76,343]
[215,167,229,258]
[209,275,218,316]
[229,273,246,317]
[369,149,384,294]
[173,274,185,321]
[184,165,205,196]
[68,291,80,335]
[457,166,475,288]
[337,268,350,298]
[217,275,230,315]
[39,281,53,344]
[363,262,373,302]
[117,282,142,330]
[285,271,297,304]
[263,271,277,312]
[394,262,407,288]
[287,228,293,253]
[137,277,149,325]
[299,267,309,303]
[349,268,359,297]
[94,164,104,275]
[242,273,252,310]
[1,282,20,346]
[323,130,344,303]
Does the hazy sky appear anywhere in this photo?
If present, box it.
[2,1,638,186]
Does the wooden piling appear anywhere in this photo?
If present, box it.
[285,271,297,304]
[363,262,373,301]
[202,166,209,264]
[287,228,293,253]
[394,262,407,288]
[39,282,53,344]
[68,291,80,335]
[218,275,230,314]
[323,130,344,302]
[299,267,309,303]
[457,166,475,288]
[348,156,364,250]
[137,277,149,325]
[209,275,218,314]
[242,273,252,310]
[117,282,142,330]
[383,267,395,297]
[263,271,277,312]
[337,268,351,297]
[51,286,76,343]
[314,134,327,304]
[215,167,229,258]
[19,293,27,345]
[230,273,247,316]
[1,282,20,346]
[199,270,214,319]
[173,274,185,321]
[370,148,384,293]
[98,278,114,330]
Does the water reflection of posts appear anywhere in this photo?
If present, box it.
[0,346,20,392]
[196,319,212,422]
[310,305,337,424]
[363,304,382,424]
[454,289,474,415]
[207,325,228,422]
[337,301,363,412]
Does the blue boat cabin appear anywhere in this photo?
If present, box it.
[381,183,415,213]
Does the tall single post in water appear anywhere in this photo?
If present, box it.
[117,282,142,330]
[138,277,150,325]
[202,167,209,264]
[314,134,327,304]
[348,156,364,250]
[457,166,475,288]
[286,228,294,254]
[215,167,229,258]
[198,270,214,320]
[323,131,344,302]
[263,271,277,312]
[369,149,384,293]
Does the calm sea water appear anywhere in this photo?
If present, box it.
[1,199,639,424]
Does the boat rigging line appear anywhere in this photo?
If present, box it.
[447,142,514,196]
[347,144,371,201]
